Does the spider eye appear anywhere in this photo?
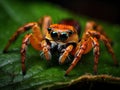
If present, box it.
[47,28,52,32]
[60,32,68,41]
[51,31,58,40]
[68,30,73,36]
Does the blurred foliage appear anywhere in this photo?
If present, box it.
[0,0,120,90]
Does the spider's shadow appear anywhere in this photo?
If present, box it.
[3,48,20,54]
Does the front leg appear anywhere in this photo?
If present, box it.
[59,45,73,64]
[65,42,87,76]
[41,40,51,60]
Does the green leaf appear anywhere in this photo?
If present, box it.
[0,0,120,90]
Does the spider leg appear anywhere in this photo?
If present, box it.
[88,30,118,66]
[38,16,52,35]
[65,42,87,76]
[20,23,51,75]
[25,22,51,60]
[3,22,38,53]
[59,45,73,64]
[85,21,112,43]
[21,34,32,75]
[91,37,100,74]
[3,16,52,53]
[41,40,51,60]
[100,35,118,66]
[38,16,52,60]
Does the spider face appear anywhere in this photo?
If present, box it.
[45,24,78,57]
[48,28,73,41]
[45,24,79,43]
[51,31,69,41]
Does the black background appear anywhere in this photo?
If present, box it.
[21,0,120,25]
[46,0,120,25]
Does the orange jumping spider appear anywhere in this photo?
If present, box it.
[3,16,118,76]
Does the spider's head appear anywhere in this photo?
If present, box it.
[46,24,78,43]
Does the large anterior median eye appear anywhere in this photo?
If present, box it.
[51,31,58,40]
[60,32,68,41]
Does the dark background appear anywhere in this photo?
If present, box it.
[21,0,120,25]
[45,0,120,25]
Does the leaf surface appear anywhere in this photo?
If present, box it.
[0,0,120,90]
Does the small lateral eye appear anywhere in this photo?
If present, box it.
[68,30,73,36]
[47,28,52,32]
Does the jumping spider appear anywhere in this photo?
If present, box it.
[3,16,118,75]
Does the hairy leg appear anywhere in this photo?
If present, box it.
[100,35,118,66]
[91,37,100,74]
[41,40,51,60]
[59,45,73,64]
[65,42,87,76]
[38,16,53,60]
[85,21,112,43]
[21,34,32,75]
[3,22,38,53]
[88,30,118,66]
[38,16,52,35]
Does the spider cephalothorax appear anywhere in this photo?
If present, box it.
[3,16,118,75]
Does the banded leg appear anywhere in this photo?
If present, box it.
[85,21,112,43]
[38,16,52,60]
[38,16,52,34]
[59,45,73,64]
[3,22,38,53]
[65,42,87,76]
[88,30,118,66]
[21,34,32,75]
[41,40,51,60]
[91,37,100,74]
[100,35,118,66]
